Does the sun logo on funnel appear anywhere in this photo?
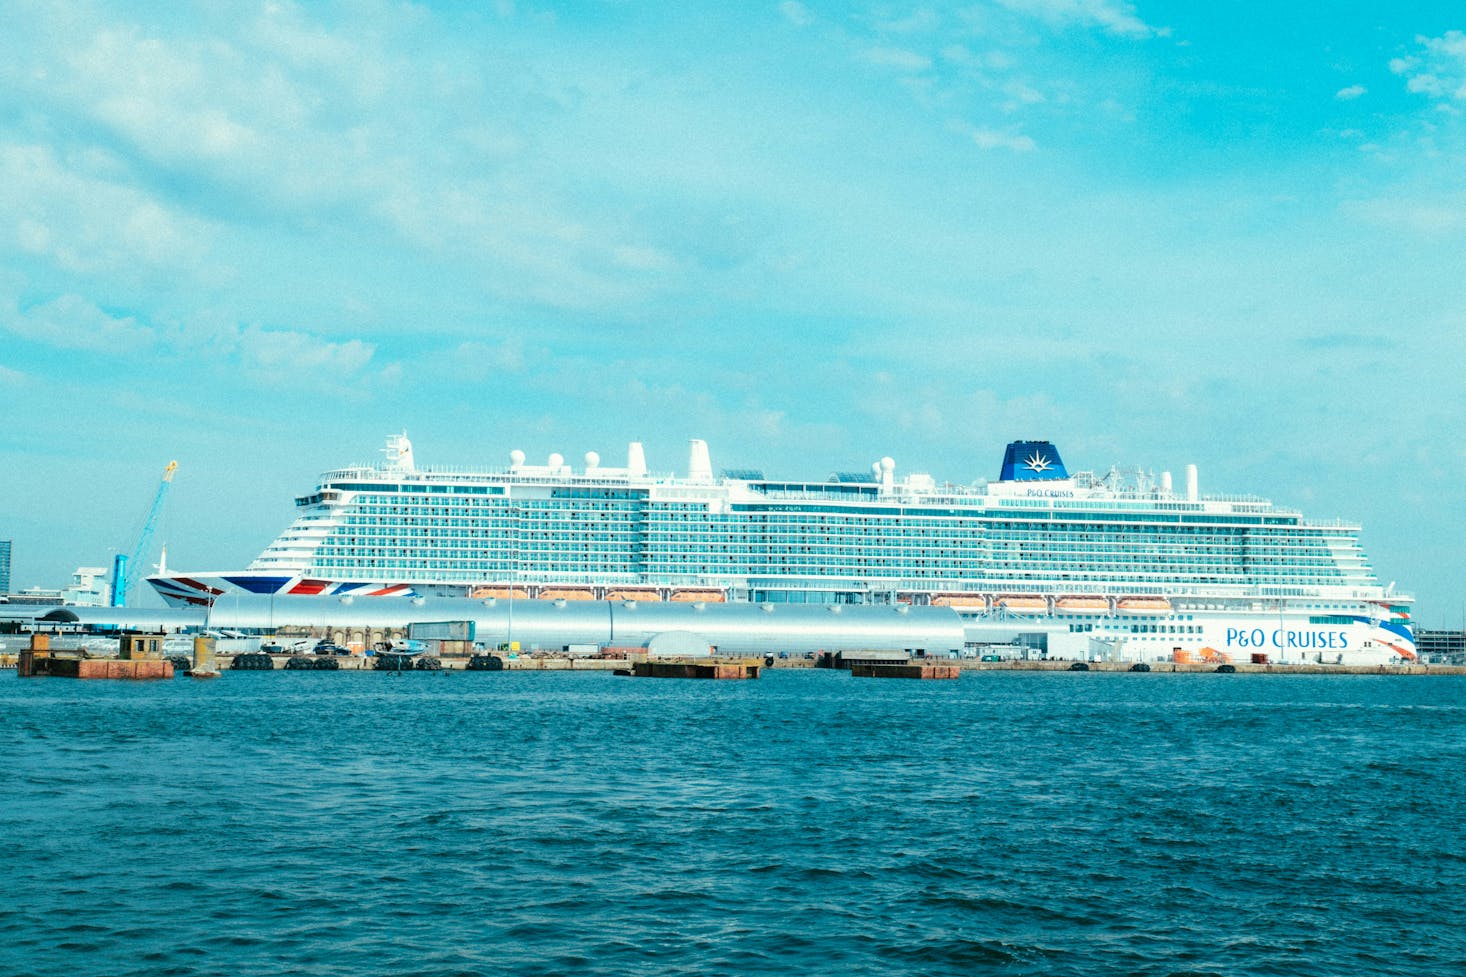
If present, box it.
[1024,451,1053,474]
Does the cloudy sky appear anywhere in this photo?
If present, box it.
[1,1,1463,622]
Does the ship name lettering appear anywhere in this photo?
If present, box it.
[1225,628,1350,650]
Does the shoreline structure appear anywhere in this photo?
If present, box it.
[2,650,1454,675]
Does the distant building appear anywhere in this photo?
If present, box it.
[0,566,113,607]
[1414,629,1466,665]
[61,567,113,607]
[6,586,63,607]
[0,539,9,596]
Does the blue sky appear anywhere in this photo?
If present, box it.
[1,0,1463,623]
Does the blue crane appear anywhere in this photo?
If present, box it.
[111,461,178,607]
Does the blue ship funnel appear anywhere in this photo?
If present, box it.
[998,441,1069,481]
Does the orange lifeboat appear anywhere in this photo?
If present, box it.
[669,589,727,603]
[1055,596,1109,614]
[472,586,530,600]
[605,588,662,602]
[998,595,1049,611]
[538,586,595,601]
[1117,596,1172,613]
[931,593,988,608]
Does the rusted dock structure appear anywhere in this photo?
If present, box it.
[849,663,961,680]
[18,633,174,679]
[621,658,762,679]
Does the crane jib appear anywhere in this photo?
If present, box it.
[111,461,178,607]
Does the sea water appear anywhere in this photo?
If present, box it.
[2,669,1463,977]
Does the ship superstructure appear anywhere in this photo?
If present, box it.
[150,434,1415,663]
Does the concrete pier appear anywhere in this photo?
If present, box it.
[44,658,174,679]
[186,635,221,678]
[20,634,173,679]
[623,659,761,679]
[850,663,960,679]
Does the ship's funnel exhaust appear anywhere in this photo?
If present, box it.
[688,439,712,482]
[1186,464,1198,501]
[628,442,647,478]
[383,432,415,473]
[1161,471,1173,494]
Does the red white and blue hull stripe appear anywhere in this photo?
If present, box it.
[149,574,419,606]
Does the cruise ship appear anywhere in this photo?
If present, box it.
[149,434,1416,663]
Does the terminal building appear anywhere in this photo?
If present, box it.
[2,595,1105,660]
[1413,629,1466,665]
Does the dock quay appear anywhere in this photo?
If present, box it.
[25,656,174,679]
[5,639,1461,677]
[5,594,1453,674]
[826,649,965,678]
[207,653,631,671]
[191,655,1457,675]
[16,633,174,680]
[619,658,762,679]
[850,662,960,679]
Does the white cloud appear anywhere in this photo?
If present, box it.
[0,7,700,315]
[236,325,376,376]
[41,20,388,215]
[995,0,1164,39]
[4,294,155,354]
[0,292,384,385]
[1004,81,1046,106]
[68,28,264,167]
[1344,196,1466,235]
[984,49,1018,71]
[862,46,933,72]
[874,9,940,34]
[0,143,211,275]
[1395,31,1466,104]
[1407,74,1447,97]
[0,364,27,386]
[411,339,526,384]
[969,127,1038,152]
[779,2,813,28]
[612,244,677,272]
[1336,84,1366,100]
[1424,29,1466,58]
